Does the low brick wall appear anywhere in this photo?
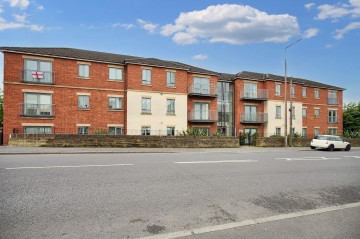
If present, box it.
[9,134,240,148]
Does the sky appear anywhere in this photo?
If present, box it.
[0,0,359,103]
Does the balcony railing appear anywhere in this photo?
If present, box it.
[240,89,268,101]
[188,110,218,122]
[188,84,218,97]
[328,97,338,105]
[240,113,268,124]
[21,69,55,84]
[328,116,339,124]
[20,104,55,117]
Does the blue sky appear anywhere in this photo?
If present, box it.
[0,0,359,103]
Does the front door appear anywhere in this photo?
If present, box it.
[244,128,257,145]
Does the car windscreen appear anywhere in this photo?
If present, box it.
[314,136,327,140]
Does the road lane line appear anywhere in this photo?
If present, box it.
[5,163,134,170]
[137,202,360,239]
[174,160,257,164]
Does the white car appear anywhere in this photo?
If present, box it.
[310,135,351,151]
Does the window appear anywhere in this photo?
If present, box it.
[314,109,320,118]
[141,98,151,114]
[78,64,89,78]
[302,128,307,137]
[328,91,338,105]
[166,71,175,87]
[194,102,210,120]
[167,99,175,114]
[291,106,295,119]
[302,87,307,97]
[78,95,90,109]
[24,93,52,116]
[314,128,320,136]
[244,105,258,122]
[167,127,175,136]
[275,84,281,96]
[328,128,337,135]
[109,68,122,81]
[302,108,307,118]
[244,82,258,98]
[109,127,122,135]
[24,59,52,84]
[275,128,281,136]
[141,126,151,135]
[109,97,122,110]
[291,85,295,98]
[142,69,151,85]
[315,89,320,99]
[328,110,338,123]
[193,77,210,94]
[24,126,52,134]
[291,127,295,135]
[78,126,89,135]
[276,106,281,119]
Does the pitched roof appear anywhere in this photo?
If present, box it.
[124,58,189,70]
[236,71,345,90]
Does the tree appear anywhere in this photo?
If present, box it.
[343,102,360,132]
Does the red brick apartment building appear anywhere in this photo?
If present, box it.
[0,47,344,144]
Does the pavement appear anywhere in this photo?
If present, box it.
[0,146,333,155]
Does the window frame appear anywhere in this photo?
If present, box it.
[142,68,152,85]
[302,87,307,98]
[141,126,151,136]
[141,98,151,114]
[78,64,90,78]
[275,106,281,119]
[275,84,281,96]
[167,99,175,115]
[78,126,89,135]
[108,97,122,110]
[108,127,123,135]
[109,67,123,81]
[166,71,175,87]
[78,95,90,109]
[167,127,175,136]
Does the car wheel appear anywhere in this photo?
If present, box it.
[328,144,334,151]
[345,144,351,151]
[310,146,316,149]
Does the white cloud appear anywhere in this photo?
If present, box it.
[160,4,300,45]
[29,24,43,31]
[0,17,25,30]
[137,19,158,33]
[316,0,360,20]
[13,13,26,22]
[325,44,333,48]
[334,21,360,39]
[112,23,135,30]
[303,28,319,39]
[80,24,95,29]
[192,54,208,60]
[37,5,44,11]
[305,3,315,10]
[6,0,29,10]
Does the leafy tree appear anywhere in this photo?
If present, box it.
[343,102,360,132]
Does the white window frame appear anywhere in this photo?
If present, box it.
[302,87,307,97]
[78,64,90,78]
[78,95,90,109]
[275,106,281,119]
[275,84,281,96]
[167,99,175,114]
[302,108,307,118]
[142,69,151,85]
[108,97,122,110]
[141,98,151,114]
[109,67,122,81]
[108,127,123,135]
[166,71,175,87]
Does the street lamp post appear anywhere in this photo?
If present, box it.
[284,38,302,147]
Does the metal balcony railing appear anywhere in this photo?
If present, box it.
[240,113,268,123]
[21,69,55,84]
[328,97,338,105]
[20,104,55,117]
[188,84,218,97]
[188,110,218,122]
[240,89,268,100]
[328,116,339,124]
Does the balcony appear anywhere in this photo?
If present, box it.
[240,113,268,124]
[20,104,55,118]
[21,69,55,85]
[328,116,339,124]
[188,110,218,122]
[240,89,268,101]
[188,84,217,97]
[328,97,338,105]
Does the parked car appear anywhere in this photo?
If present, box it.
[310,135,351,151]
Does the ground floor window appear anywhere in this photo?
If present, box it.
[109,127,122,135]
[78,126,89,135]
[141,126,151,136]
[314,128,320,136]
[302,128,307,137]
[328,128,337,135]
[275,127,281,136]
[167,127,175,136]
[193,127,210,136]
[24,126,52,134]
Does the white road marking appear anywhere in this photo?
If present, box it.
[275,157,340,161]
[344,156,360,158]
[174,160,257,164]
[137,202,360,239]
[5,163,134,170]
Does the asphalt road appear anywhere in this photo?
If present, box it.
[1,148,360,239]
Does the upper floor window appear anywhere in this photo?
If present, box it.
[302,108,307,117]
[291,85,295,98]
[78,64,90,78]
[193,77,210,94]
[109,68,122,81]
[78,95,90,109]
[23,93,53,117]
[141,98,151,114]
[291,106,295,118]
[314,89,320,99]
[167,99,175,114]
[275,84,281,96]
[302,87,307,97]
[142,69,151,85]
[276,106,281,119]
[244,82,258,98]
[24,59,53,84]
[166,71,175,87]
[314,109,320,118]
[328,91,338,105]
[328,110,338,123]
[109,97,122,110]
